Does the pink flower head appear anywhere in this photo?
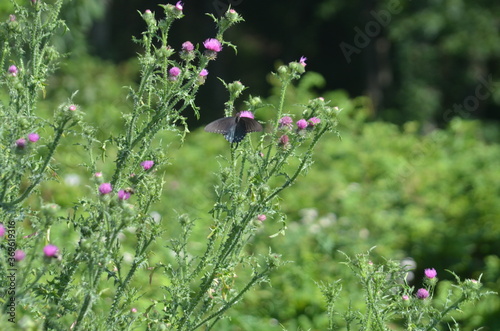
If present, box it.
[182,41,194,52]
[296,119,308,130]
[416,288,429,299]
[279,116,293,129]
[94,172,103,178]
[299,56,307,67]
[14,250,26,261]
[99,183,113,195]
[169,67,181,78]
[203,38,223,52]
[175,1,183,11]
[402,295,409,301]
[118,189,132,200]
[279,135,289,146]
[144,9,152,14]
[308,117,321,127]
[131,308,138,313]
[199,69,209,77]
[43,244,59,257]
[424,268,437,279]
[28,133,40,142]
[16,138,27,149]
[141,160,154,170]
[238,111,254,119]
[257,214,267,221]
[68,104,77,111]
[0,224,5,237]
[8,65,18,76]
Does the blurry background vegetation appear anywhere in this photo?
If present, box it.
[2,0,500,329]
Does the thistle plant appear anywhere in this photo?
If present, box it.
[0,1,339,330]
[1,1,492,331]
[319,250,495,330]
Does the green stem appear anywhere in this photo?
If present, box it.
[4,118,71,207]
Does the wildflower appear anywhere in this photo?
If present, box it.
[308,117,321,127]
[203,38,222,59]
[226,8,239,21]
[141,160,154,170]
[94,172,103,178]
[131,308,138,313]
[43,244,59,257]
[99,183,113,195]
[16,138,27,149]
[279,116,293,129]
[299,56,307,67]
[168,67,181,80]
[8,65,18,76]
[0,224,5,237]
[257,214,267,221]
[118,189,132,201]
[296,119,308,130]
[239,111,254,119]
[199,69,208,77]
[416,288,429,299]
[182,41,194,52]
[279,135,289,147]
[14,250,26,261]
[424,268,437,279]
[28,133,40,142]
[203,38,223,52]
[402,295,409,301]
[68,104,77,111]
[175,1,183,11]
[144,9,152,14]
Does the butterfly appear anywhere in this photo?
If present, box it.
[204,111,263,143]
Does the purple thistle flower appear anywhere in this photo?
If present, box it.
[239,111,254,119]
[14,250,26,261]
[28,133,40,142]
[279,135,289,146]
[424,268,437,279]
[131,308,138,313]
[68,104,77,111]
[43,244,59,257]
[182,41,194,52]
[299,56,307,67]
[16,138,27,149]
[402,295,409,301]
[141,160,154,170]
[0,224,5,237]
[279,116,293,129]
[94,172,103,178]
[203,38,223,52]
[308,117,321,127]
[199,69,208,77]
[99,183,113,195]
[8,65,18,76]
[257,214,267,221]
[175,1,183,11]
[169,67,181,80]
[118,189,132,201]
[296,119,308,130]
[416,288,429,299]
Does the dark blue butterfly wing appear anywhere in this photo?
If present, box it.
[205,117,235,134]
[240,117,263,133]
[205,115,262,143]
